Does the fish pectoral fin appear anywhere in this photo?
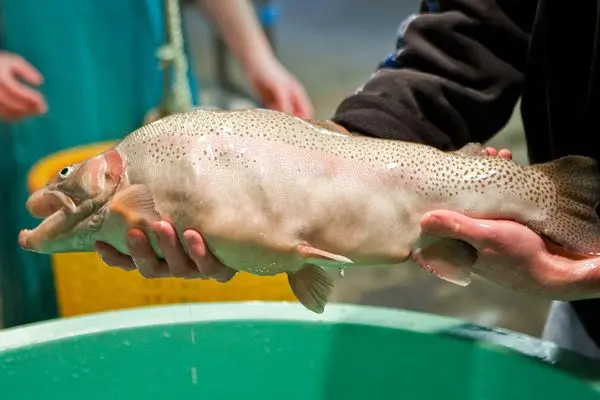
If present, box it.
[295,243,353,269]
[455,142,488,157]
[108,184,161,227]
[411,237,476,286]
[288,265,334,314]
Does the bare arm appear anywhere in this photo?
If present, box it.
[195,0,274,70]
[195,0,314,118]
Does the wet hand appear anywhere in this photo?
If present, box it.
[416,146,600,300]
[0,52,47,121]
[418,210,600,300]
[95,221,237,282]
[245,58,314,119]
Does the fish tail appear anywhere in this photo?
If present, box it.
[528,155,600,256]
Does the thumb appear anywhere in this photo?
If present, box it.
[420,210,496,251]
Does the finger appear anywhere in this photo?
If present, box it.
[269,86,293,115]
[485,147,498,156]
[531,255,600,299]
[543,238,595,261]
[183,229,236,282]
[498,149,513,159]
[152,221,198,278]
[420,210,497,250]
[569,257,600,281]
[94,242,136,271]
[0,86,37,117]
[10,56,44,85]
[0,101,30,121]
[126,228,168,278]
[0,74,46,112]
[290,84,314,119]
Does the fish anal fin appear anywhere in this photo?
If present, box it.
[108,184,161,227]
[412,237,476,286]
[288,265,334,314]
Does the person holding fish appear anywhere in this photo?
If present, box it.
[86,0,600,360]
[0,0,312,327]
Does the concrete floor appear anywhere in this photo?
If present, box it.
[182,1,550,337]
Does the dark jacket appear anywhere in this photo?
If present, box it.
[332,0,600,347]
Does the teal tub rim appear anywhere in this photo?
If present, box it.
[0,301,599,389]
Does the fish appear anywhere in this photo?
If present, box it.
[18,108,600,313]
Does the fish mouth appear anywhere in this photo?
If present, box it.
[18,207,75,253]
[26,189,76,218]
[19,191,95,253]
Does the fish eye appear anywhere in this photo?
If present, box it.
[58,166,75,179]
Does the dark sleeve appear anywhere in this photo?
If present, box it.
[332,0,537,150]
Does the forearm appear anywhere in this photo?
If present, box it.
[196,0,274,69]
[333,0,537,150]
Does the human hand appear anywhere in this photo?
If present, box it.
[418,210,600,300]
[244,57,314,119]
[416,147,600,301]
[95,221,237,282]
[0,52,47,121]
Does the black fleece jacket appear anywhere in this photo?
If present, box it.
[332,0,600,347]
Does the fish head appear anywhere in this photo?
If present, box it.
[19,149,125,254]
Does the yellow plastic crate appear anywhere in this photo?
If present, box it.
[27,142,294,317]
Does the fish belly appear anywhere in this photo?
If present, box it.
[122,134,429,273]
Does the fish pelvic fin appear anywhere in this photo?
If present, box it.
[528,155,600,256]
[287,265,334,314]
[295,243,353,269]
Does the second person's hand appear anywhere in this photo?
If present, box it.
[0,51,47,121]
[245,56,314,119]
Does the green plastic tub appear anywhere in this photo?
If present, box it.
[0,302,599,399]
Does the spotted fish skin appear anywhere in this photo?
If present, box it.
[115,108,600,265]
[19,108,600,313]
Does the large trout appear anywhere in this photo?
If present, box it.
[18,108,600,313]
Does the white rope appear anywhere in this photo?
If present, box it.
[164,0,193,111]
[145,0,194,123]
